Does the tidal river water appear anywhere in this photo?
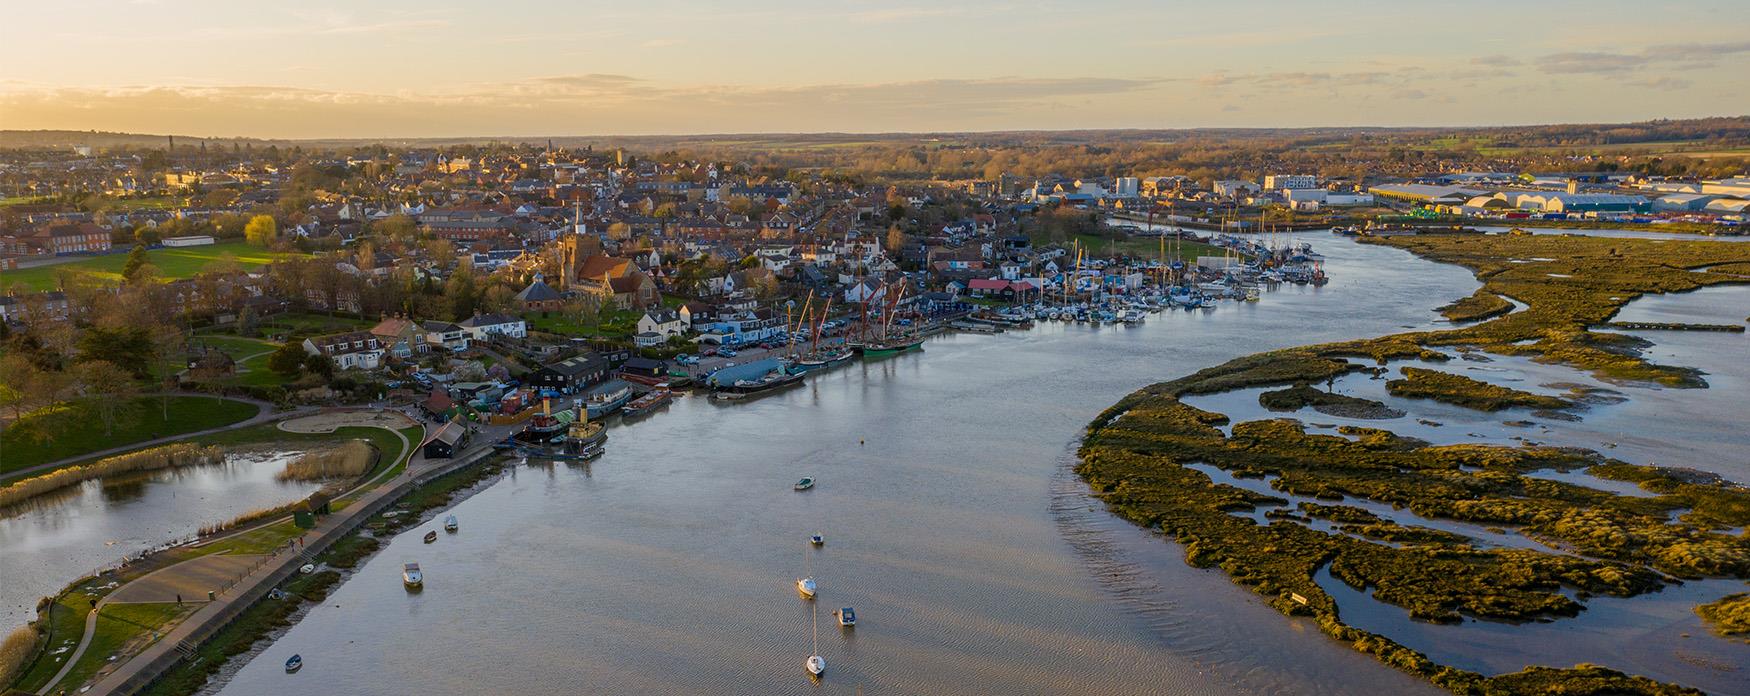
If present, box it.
[151,232,1750,694]
[212,231,1750,696]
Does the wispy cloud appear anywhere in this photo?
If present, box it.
[1535,40,1750,74]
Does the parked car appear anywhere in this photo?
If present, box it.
[719,348,738,358]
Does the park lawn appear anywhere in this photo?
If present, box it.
[526,308,640,338]
[190,333,279,357]
[0,241,298,292]
[1061,232,1228,261]
[0,396,260,477]
[8,577,112,693]
[58,602,192,691]
[257,312,374,337]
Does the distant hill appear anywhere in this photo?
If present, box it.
[4,116,1747,153]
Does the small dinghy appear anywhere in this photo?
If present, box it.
[298,564,315,574]
[285,654,302,673]
[835,607,856,627]
[423,531,438,544]
[794,477,814,491]
[809,534,824,546]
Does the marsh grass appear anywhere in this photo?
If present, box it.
[0,625,40,687]
[275,441,374,482]
[0,443,225,510]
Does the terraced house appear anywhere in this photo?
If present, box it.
[303,330,386,370]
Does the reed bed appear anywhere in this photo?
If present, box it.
[0,443,224,510]
[275,441,375,482]
[0,625,41,686]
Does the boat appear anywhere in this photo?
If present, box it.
[797,576,817,598]
[285,654,302,673]
[810,534,824,546]
[856,335,924,358]
[517,400,576,444]
[444,515,458,532]
[423,530,438,544]
[620,388,673,419]
[402,562,423,589]
[299,563,316,574]
[835,607,856,627]
[794,477,815,491]
[709,359,806,399]
[792,346,854,372]
[807,604,826,677]
[585,381,635,418]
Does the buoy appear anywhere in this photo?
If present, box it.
[859,439,864,445]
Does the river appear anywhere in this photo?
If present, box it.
[211,235,1485,696]
[213,231,1750,695]
[0,451,322,633]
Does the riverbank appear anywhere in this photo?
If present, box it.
[1078,232,1750,693]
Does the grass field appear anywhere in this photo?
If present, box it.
[0,241,298,292]
[190,333,289,388]
[526,308,640,338]
[0,396,260,476]
[256,313,374,338]
[1045,231,1228,261]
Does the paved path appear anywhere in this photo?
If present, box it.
[2,395,297,483]
[106,555,263,605]
[39,598,108,695]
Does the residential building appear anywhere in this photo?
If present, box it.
[458,313,527,341]
[302,331,385,370]
[529,353,609,392]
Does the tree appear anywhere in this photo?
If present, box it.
[269,341,307,377]
[886,225,908,254]
[76,325,154,377]
[74,360,141,437]
[122,244,151,284]
[244,214,278,247]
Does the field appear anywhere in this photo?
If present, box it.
[0,396,260,477]
[1045,231,1228,261]
[191,333,290,388]
[0,241,298,292]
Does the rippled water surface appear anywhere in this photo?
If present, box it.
[182,233,1749,695]
[0,451,318,632]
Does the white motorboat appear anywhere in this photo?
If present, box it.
[403,562,423,589]
[444,515,458,532]
[796,577,817,598]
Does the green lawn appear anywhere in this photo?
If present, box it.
[526,309,640,338]
[8,577,110,693]
[1057,232,1228,261]
[257,312,373,338]
[0,241,299,292]
[191,333,290,388]
[0,396,260,476]
[57,602,191,691]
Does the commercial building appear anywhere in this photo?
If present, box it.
[1263,174,1316,191]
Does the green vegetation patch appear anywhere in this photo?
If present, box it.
[1,396,259,476]
[1695,593,1750,642]
[0,241,299,292]
[1437,289,1515,323]
[1385,367,1575,412]
[1259,383,1404,419]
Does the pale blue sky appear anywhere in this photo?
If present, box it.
[2,0,1746,137]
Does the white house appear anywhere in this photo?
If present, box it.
[421,320,471,352]
[457,313,527,341]
[303,331,385,371]
[636,308,689,338]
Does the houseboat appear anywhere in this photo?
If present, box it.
[620,388,673,419]
[585,380,635,418]
[709,359,805,399]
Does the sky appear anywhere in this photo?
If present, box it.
[2,0,1748,138]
